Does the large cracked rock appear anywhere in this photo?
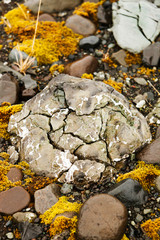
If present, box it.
[112,0,160,53]
[8,74,151,184]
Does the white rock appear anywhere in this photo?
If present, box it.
[6,232,14,239]
[112,0,160,53]
[136,100,146,108]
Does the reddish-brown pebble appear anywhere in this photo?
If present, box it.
[0,186,30,214]
[64,55,98,78]
[7,167,23,183]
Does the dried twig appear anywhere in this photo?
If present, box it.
[147,80,160,97]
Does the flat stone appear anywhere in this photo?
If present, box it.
[112,0,160,53]
[143,42,160,66]
[134,77,147,86]
[38,13,55,22]
[34,183,61,214]
[136,137,160,164]
[0,75,19,104]
[8,74,151,183]
[77,194,127,240]
[0,62,23,80]
[21,74,37,89]
[0,186,30,214]
[79,36,100,49]
[7,168,23,183]
[111,49,128,67]
[107,178,148,207]
[64,55,98,77]
[65,15,96,36]
[24,0,81,13]
[13,212,37,222]
[22,88,36,100]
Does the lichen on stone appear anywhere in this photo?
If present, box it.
[73,1,104,23]
[2,4,83,64]
[81,73,93,79]
[141,218,160,240]
[0,102,23,139]
[103,79,123,93]
[49,64,64,75]
[102,53,118,68]
[117,161,160,191]
[125,51,142,66]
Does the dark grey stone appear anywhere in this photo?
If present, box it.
[79,36,100,49]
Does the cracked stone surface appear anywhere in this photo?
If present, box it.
[112,0,160,53]
[8,74,151,183]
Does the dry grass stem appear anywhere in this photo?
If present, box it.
[147,80,160,97]
[1,16,11,29]
[16,2,29,20]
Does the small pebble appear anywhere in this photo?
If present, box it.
[6,232,14,239]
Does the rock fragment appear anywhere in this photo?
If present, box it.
[143,42,160,66]
[77,194,127,240]
[79,36,100,49]
[0,186,30,214]
[7,168,23,183]
[65,15,96,36]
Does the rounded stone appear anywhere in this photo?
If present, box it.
[65,15,96,36]
[7,168,23,183]
[79,36,100,49]
[0,186,30,214]
[77,194,127,240]
[64,55,98,77]
[38,13,55,22]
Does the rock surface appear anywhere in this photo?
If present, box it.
[7,168,23,183]
[79,36,100,49]
[112,0,160,53]
[107,178,148,207]
[13,212,37,222]
[34,183,61,214]
[143,42,160,66]
[64,55,98,77]
[65,15,96,36]
[0,186,30,214]
[77,194,127,240]
[24,0,81,13]
[8,74,151,183]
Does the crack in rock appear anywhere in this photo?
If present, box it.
[112,0,160,53]
[8,74,151,184]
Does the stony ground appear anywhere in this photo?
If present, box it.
[0,0,160,239]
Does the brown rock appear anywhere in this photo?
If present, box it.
[143,42,160,66]
[0,74,19,104]
[7,168,23,183]
[77,194,127,240]
[0,186,30,214]
[137,138,160,164]
[22,89,36,100]
[38,13,55,22]
[112,50,128,67]
[65,15,96,36]
[155,125,160,139]
[64,55,98,77]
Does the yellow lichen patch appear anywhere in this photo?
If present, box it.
[40,196,82,225]
[125,51,142,66]
[0,152,10,161]
[49,64,64,75]
[137,66,156,76]
[73,1,105,23]
[13,228,21,239]
[0,45,3,50]
[3,215,13,221]
[0,102,23,139]
[102,53,118,68]
[141,218,160,240]
[117,161,160,191]
[81,73,94,79]
[121,234,129,240]
[49,216,78,240]
[103,79,123,93]
[3,5,82,64]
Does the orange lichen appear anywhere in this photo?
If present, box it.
[49,64,64,75]
[137,66,156,76]
[121,234,129,240]
[117,161,160,191]
[0,102,23,139]
[141,218,160,240]
[103,79,123,93]
[40,196,82,225]
[0,45,2,50]
[81,73,94,79]
[49,216,78,240]
[125,51,142,65]
[3,4,82,64]
[13,229,21,239]
[102,53,117,68]
[73,1,105,23]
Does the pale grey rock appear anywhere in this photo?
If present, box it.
[13,212,37,222]
[0,62,23,80]
[34,184,61,214]
[112,0,160,53]
[9,49,37,67]
[7,146,19,164]
[21,74,37,89]
[134,77,147,86]
[61,183,73,194]
[147,98,160,124]
[8,74,151,183]
[24,0,81,13]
